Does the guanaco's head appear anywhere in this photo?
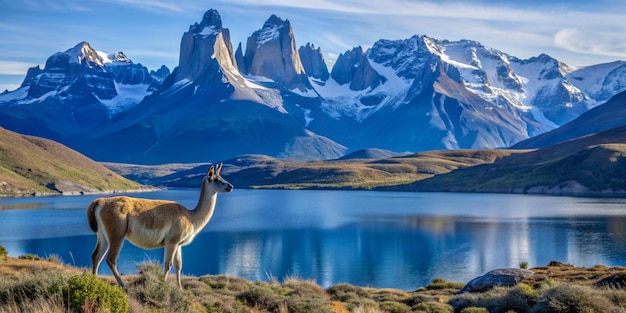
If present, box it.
[207,163,234,193]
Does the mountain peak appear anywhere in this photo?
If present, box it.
[243,14,310,90]
[189,9,223,38]
[265,14,288,27]
[65,41,107,67]
[255,15,289,47]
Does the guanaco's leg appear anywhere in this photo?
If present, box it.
[173,246,183,288]
[105,235,126,288]
[91,232,109,274]
[163,243,178,282]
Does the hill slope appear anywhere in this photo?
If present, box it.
[401,124,626,195]
[0,127,147,196]
[107,150,518,190]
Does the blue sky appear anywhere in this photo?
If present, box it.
[1,0,625,92]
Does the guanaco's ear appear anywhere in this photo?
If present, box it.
[216,163,223,174]
[207,166,215,177]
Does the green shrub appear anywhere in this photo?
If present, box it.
[236,284,286,312]
[0,245,7,257]
[127,262,192,311]
[18,254,41,260]
[519,261,529,269]
[413,301,453,313]
[460,307,489,313]
[379,300,412,313]
[531,284,619,313]
[66,273,128,313]
[282,278,332,313]
[423,278,465,291]
[326,283,377,310]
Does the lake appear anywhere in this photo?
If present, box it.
[1,189,626,290]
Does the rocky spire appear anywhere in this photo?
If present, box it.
[235,42,247,74]
[331,46,383,91]
[299,43,329,81]
[174,9,238,85]
[243,15,311,91]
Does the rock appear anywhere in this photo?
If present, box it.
[595,273,626,289]
[331,46,384,91]
[175,9,238,85]
[298,42,329,81]
[243,14,311,91]
[457,268,534,293]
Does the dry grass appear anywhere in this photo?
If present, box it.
[2,253,626,313]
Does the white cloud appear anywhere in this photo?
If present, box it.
[0,61,37,75]
[554,27,626,60]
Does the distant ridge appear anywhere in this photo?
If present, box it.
[336,148,400,160]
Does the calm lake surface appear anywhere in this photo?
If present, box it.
[1,189,626,290]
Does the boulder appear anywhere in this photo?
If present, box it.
[595,272,626,289]
[458,268,534,293]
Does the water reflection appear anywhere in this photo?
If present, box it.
[0,202,48,210]
[1,190,626,290]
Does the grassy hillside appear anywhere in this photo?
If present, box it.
[0,127,147,196]
[400,125,626,195]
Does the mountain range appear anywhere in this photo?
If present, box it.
[1,8,626,164]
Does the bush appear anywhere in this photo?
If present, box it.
[66,273,128,313]
[423,278,465,291]
[412,301,453,313]
[0,267,68,307]
[236,284,287,312]
[127,262,192,311]
[378,300,412,313]
[0,245,7,257]
[326,283,377,311]
[460,307,489,313]
[18,254,41,261]
[531,284,619,313]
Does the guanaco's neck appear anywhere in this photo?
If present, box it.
[190,179,218,231]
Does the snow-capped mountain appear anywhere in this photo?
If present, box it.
[0,41,167,138]
[1,8,625,164]
[61,9,346,164]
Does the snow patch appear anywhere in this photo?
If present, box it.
[296,104,314,126]
[314,58,411,121]
[242,74,271,89]
[253,88,286,113]
[97,82,152,114]
[566,61,626,97]
[199,25,219,37]
[290,87,317,98]
[0,86,29,103]
[257,25,281,46]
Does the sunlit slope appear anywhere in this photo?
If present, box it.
[0,127,145,196]
[124,150,518,189]
[403,125,626,195]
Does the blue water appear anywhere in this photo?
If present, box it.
[1,189,626,290]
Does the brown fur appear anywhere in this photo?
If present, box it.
[87,164,233,288]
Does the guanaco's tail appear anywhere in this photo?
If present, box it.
[87,199,100,233]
